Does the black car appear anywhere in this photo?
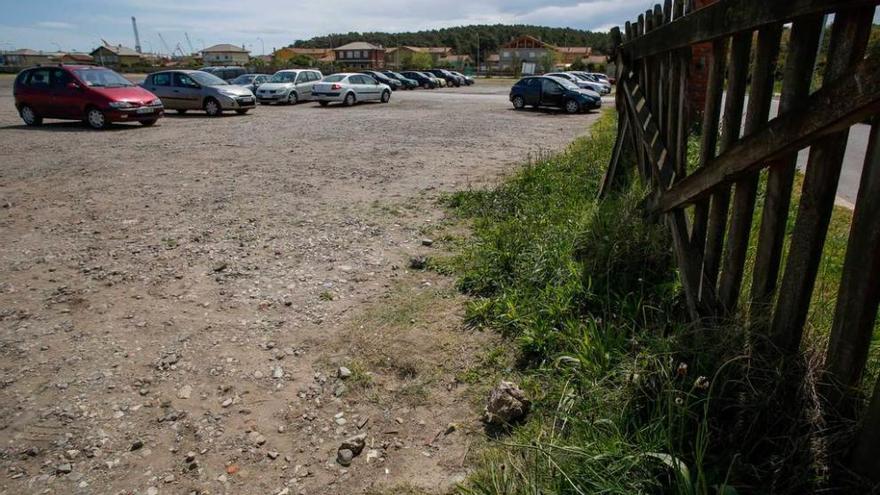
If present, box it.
[230,73,270,93]
[427,69,461,87]
[509,76,601,114]
[382,71,418,90]
[401,71,437,89]
[450,71,474,86]
[361,70,402,91]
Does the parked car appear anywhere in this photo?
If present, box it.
[382,71,418,89]
[361,70,402,90]
[547,72,608,95]
[400,71,437,89]
[200,66,248,82]
[427,69,462,87]
[569,72,611,94]
[509,75,601,114]
[13,65,164,129]
[587,72,612,84]
[230,73,270,93]
[449,71,474,85]
[141,70,255,116]
[255,69,323,105]
[312,73,392,106]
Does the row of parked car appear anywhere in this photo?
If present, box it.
[508,72,612,114]
[11,65,480,129]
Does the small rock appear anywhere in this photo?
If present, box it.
[336,448,354,467]
[163,473,175,483]
[130,440,144,451]
[421,238,434,246]
[226,464,239,475]
[339,433,366,456]
[253,370,264,379]
[184,451,196,463]
[177,385,192,399]
[56,463,72,474]
[221,398,233,408]
[248,431,267,446]
[408,256,428,270]
[273,366,283,379]
[338,366,352,379]
[484,380,531,425]
[147,487,159,495]
[267,451,279,460]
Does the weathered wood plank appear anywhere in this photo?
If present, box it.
[702,32,752,301]
[853,364,880,480]
[717,25,783,312]
[825,120,880,392]
[770,7,874,353]
[690,38,728,253]
[620,0,879,61]
[749,16,825,315]
[647,55,880,214]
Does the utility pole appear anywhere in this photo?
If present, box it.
[476,34,480,76]
[131,17,142,53]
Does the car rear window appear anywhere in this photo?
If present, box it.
[322,75,346,83]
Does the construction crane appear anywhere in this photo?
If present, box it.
[131,17,142,53]
[157,32,172,57]
[184,32,195,55]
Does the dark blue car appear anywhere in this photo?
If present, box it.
[509,76,601,114]
[401,71,437,89]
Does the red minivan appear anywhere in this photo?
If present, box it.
[13,65,164,129]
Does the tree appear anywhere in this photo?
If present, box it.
[287,54,315,67]
[408,52,433,70]
[540,51,560,73]
[569,59,587,71]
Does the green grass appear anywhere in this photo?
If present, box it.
[440,111,877,494]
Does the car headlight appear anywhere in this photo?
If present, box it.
[108,101,134,109]
[148,99,163,106]
[218,90,238,97]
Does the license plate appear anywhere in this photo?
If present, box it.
[241,98,253,103]
[136,107,153,114]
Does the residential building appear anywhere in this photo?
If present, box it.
[201,44,250,66]
[91,44,144,67]
[333,42,385,68]
[491,35,592,71]
[1,49,58,67]
[274,47,334,64]
[59,52,95,64]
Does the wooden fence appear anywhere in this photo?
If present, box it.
[601,0,880,479]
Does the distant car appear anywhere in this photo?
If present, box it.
[547,72,607,95]
[312,73,392,106]
[200,66,248,82]
[230,73,270,93]
[141,70,255,116]
[427,69,461,87]
[568,72,611,94]
[14,65,163,129]
[382,71,418,90]
[449,71,474,85]
[255,69,323,105]
[400,71,437,89]
[509,75,601,114]
[361,70,402,91]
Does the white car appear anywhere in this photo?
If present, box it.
[570,72,612,94]
[312,73,392,107]
[255,69,323,105]
[546,72,608,95]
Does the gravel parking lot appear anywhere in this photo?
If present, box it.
[0,75,603,494]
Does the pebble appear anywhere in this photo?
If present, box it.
[254,370,264,379]
[221,398,233,408]
[177,385,192,399]
[248,431,267,446]
[56,463,72,474]
[147,488,159,495]
[336,448,354,466]
[421,238,434,246]
[338,366,352,379]
[273,366,284,379]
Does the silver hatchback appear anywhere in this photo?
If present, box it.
[141,70,256,116]
[255,69,323,105]
[312,73,392,106]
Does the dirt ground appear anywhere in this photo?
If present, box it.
[0,75,603,495]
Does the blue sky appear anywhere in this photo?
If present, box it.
[0,0,649,53]
[1,1,878,54]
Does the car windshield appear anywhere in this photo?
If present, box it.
[231,75,253,84]
[270,72,298,83]
[190,71,228,86]
[322,75,346,82]
[548,77,579,90]
[73,68,133,88]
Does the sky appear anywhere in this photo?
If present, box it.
[0,0,652,54]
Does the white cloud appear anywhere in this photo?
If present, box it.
[35,21,77,29]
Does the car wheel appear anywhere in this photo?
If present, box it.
[176,109,187,115]
[287,91,298,105]
[85,107,108,129]
[343,92,356,107]
[19,105,42,126]
[422,82,430,89]
[204,98,222,116]
[512,96,525,110]
[564,99,580,114]
[319,101,329,107]
[235,109,249,115]
[381,90,391,103]
[140,119,158,127]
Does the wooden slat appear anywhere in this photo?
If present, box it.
[702,32,752,301]
[749,15,825,314]
[647,55,880,214]
[770,7,874,353]
[601,27,627,199]
[717,25,783,312]
[690,38,728,253]
[672,0,689,180]
[825,120,880,391]
[620,0,878,61]
[853,369,880,479]
[664,0,682,181]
